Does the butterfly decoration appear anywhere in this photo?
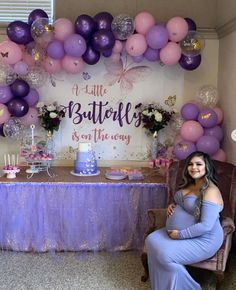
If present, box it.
[49,74,64,88]
[164,95,176,108]
[82,72,91,81]
[1,52,8,58]
[103,57,152,95]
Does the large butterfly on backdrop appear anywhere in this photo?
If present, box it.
[103,57,152,95]
[164,95,176,108]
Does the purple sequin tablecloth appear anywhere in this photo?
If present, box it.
[0,167,167,252]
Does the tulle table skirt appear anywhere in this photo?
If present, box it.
[0,167,167,252]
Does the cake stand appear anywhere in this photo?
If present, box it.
[3,168,20,179]
[26,159,55,179]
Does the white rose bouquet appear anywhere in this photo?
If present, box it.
[36,102,65,135]
[136,103,175,137]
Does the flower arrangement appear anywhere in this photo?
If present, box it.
[37,102,65,135]
[136,103,175,137]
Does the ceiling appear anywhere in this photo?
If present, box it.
[55,0,236,30]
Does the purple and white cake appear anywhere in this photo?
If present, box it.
[74,142,97,174]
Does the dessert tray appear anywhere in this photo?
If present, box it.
[26,159,55,179]
[105,172,127,180]
[70,170,101,177]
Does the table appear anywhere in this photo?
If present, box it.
[0,167,167,252]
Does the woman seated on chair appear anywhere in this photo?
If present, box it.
[146,151,224,290]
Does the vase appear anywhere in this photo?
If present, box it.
[151,136,158,160]
[45,130,56,158]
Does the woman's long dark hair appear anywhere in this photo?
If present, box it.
[179,151,218,221]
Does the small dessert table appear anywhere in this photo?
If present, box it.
[0,167,168,252]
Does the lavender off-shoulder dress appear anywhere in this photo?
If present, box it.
[146,190,224,290]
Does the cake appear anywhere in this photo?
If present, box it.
[74,142,97,174]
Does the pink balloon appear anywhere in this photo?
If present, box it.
[180,120,204,142]
[160,42,182,65]
[0,40,23,65]
[0,103,11,124]
[212,148,227,162]
[54,18,75,41]
[125,33,147,57]
[43,57,62,74]
[61,55,85,74]
[213,107,224,124]
[166,16,188,42]
[112,40,123,53]
[134,12,155,35]
[22,52,35,66]
[19,107,39,126]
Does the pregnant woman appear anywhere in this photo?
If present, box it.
[146,151,224,290]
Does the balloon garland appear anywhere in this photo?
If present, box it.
[0,9,205,138]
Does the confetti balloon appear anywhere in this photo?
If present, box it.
[197,85,218,108]
[111,14,134,40]
[180,30,205,57]
[3,117,25,139]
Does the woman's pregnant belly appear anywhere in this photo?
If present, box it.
[166,205,196,231]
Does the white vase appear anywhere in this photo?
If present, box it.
[151,136,158,160]
[45,130,56,157]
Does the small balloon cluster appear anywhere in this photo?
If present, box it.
[173,85,226,162]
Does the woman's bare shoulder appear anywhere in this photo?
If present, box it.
[204,185,223,206]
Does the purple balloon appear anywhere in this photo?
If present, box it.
[0,123,5,137]
[146,25,169,49]
[198,108,218,128]
[204,126,224,142]
[102,49,113,57]
[10,79,30,98]
[144,47,160,61]
[7,21,33,45]
[184,17,197,31]
[196,135,220,156]
[180,102,199,120]
[24,88,40,107]
[28,9,48,26]
[93,12,113,30]
[91,29,115,52]
[173,140,196,160]
[0,85,13,103]
[64,34,87,57]
[14,61,29,76]
[132,55,144,63]
[75,14,96,40]
[82,44,101,65]
[47,40,65,59]
[179,54,201,71]
[7,98,29,117]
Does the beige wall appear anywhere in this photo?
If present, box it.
[218,30,236,164]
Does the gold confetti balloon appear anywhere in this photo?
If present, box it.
[180,30,205,57]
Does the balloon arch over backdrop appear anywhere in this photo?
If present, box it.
[0,9,225,163]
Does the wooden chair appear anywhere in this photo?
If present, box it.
[141,160,236,290]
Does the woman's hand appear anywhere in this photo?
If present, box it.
[167,230,179,239]
[167,203,176,217]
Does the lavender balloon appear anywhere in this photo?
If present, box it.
[0,85,13,103]
[132,55,144,63]
[179,54,201,70]
[144,47,160,61]
[64,34,87,57]
[7,98,29,117]
[196,135,220,156]
[198,108,218,128]
[173,140,196,160]
[10,79,30,98]
[146,25,169,49]
[24,88,40,107]
[14,61,29,76]
[180,102,199,120]
[7,21,33,45]
[204,125,224,142]
[47,40,65,59]
[28,9,48,26]
[75,14,96,40]
[82,44,100,65]
[93,11,113,30]
[91,29,115,52]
